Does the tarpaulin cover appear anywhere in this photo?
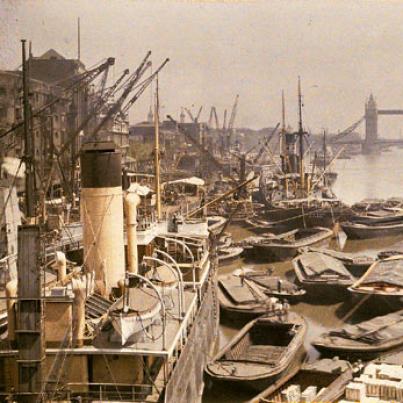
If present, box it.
[361,258,403,288]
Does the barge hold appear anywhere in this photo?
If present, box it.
[240,269,306,302]
[250,357,353,403]
[218,273,286,324]
[313,309,403,359]
[293,251,355,298]
[205,312,306,391]
[341,220,403,239]
[348,254,403,301]
[250,227,333,262]
[303,247,375,276]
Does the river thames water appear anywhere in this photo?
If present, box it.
[203,146,403,402]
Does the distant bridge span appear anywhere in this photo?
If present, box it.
[329,94,403,151]
[378,109,403,115]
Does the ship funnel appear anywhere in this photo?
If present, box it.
[124,191,141,274]
[80,141,125,297]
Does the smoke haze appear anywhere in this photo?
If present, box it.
[2,0,403,137]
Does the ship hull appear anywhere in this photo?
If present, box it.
[163,273,219,403]
[264,205,353,230]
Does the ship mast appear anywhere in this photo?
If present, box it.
[21,39,36,220]
[323,129,327,186]
[280,90,286,172]
[297,76,305,192]
[77,17,81,60]
[154,76,162,220]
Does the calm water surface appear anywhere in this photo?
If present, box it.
[203,147,403,403]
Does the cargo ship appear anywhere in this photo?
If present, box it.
[0,140,219,402]
[259,82,352,229]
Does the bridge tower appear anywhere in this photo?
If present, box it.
[364,94,378,152]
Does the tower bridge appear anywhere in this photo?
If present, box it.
[331,94,403,152]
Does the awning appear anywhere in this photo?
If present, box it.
[162,176,205,188]
[127,182,152,196]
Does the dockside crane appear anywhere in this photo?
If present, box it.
[207,106,220,130]
[253,123,281,164]
[184,107,195,123]
[167,115,236,182]
[219,95,239,156]
[54,52,166,199]
[0,57,116,140]
[54,66,132,162]
[195,106,203,123]
[184,105,203,123]
[213,107,220,130]
[208,107,214,129]
[330,116,365,142]
[66,56,168,198]
[226,95,240,149]
[102,68,130,104]
[0,55,117,216]
[120,60,169,117]
[54,61,146,164]
[228,122,280,192]
[98,63,110,98]
[167,115,255,205]
[228,94,239,133]
[91,51,154,139]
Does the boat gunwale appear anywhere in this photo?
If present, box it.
[313,308,403,353]
[205,313,307,381]
[244,274,306,297]
[252,227,333,251]
[217,284,283,314]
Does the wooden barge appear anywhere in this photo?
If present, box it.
[205,312,307,392]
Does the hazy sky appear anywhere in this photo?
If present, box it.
[2,0,403,136]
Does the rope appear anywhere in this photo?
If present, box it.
[262,202,342,226]
[44,197,76,247]
[301,203,307,228]
[101,353,124,401]
[138,311,164,342]
[39,312,76,401]
[337,294,371,325]
[46,326,72,401]
[243,278,265,302]
[81,193,114,269]
[140,357,161,394]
